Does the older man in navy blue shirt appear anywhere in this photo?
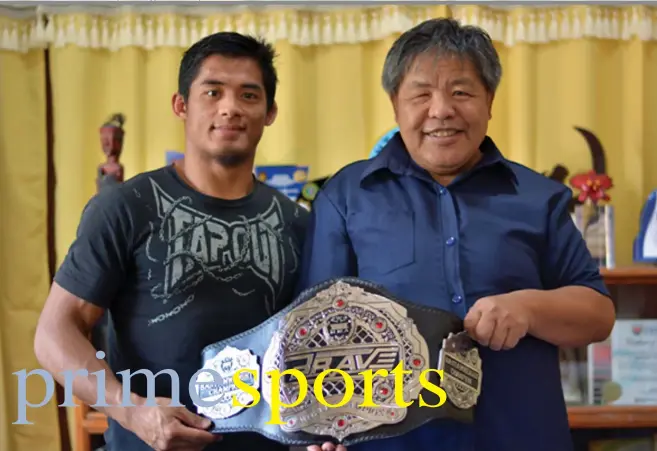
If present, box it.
[300,18,615,451]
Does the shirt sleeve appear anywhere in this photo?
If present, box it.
[294,189,357,296]
[541,187,611,297]
[54,187,135,308]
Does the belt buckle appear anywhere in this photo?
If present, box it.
[195,346,260,420]
[261,280,430,440]
[437,331,483,410]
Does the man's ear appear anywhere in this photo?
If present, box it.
[172,93,187,119]
[487,92,495,119]
[391,94,399,123]
[265,101,278,126]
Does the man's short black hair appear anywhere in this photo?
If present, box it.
[178,32,278,112]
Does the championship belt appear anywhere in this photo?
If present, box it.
[193,277,482,447]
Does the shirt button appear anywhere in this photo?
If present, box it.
[446,236,456,246]
[452,295,463,304]
[438,187,447,195]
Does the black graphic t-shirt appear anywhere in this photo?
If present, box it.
[55,165,309,451]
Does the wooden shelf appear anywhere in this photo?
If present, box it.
[82,411,108,435]
[79,406,657,435]
[601,266,657,285]
[568,405,657,429]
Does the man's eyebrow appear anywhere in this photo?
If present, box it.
[406,74,477,89]
[200,79,263,91]
[200,79,223,86]
[408,80,433,88]
[450,77,475,86]
[240,83,263,91]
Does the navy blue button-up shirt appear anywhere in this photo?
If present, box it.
[295,133,610,451]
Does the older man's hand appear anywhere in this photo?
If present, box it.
[307,443,347,451]
[464,291,532,351]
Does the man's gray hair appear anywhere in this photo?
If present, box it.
[382,18,502,96]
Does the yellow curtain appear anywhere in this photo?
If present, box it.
[0,12,61,451]
[44,4,657,273]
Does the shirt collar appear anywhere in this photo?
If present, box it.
[360,131,517,185]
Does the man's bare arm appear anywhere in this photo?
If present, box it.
[34,281,132,427]
[522,285,616,348]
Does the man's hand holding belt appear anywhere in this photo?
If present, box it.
[464,292,533,351]
[117,395,222,451]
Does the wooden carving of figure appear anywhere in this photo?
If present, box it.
[97,113,126,192]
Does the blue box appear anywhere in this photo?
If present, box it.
[166,151,184,165]
[254,165,309,201]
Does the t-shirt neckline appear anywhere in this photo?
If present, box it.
[164,163,261,208]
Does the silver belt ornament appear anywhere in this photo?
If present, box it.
[195,346,260,420]
[194,280,482,441]
[438,331,483,410]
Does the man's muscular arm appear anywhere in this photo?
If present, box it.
[34,282,131,425]
[36,188,218,450]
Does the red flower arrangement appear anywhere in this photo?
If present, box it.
[569,170,613,204]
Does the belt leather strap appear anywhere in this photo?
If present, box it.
[193,277,482,447]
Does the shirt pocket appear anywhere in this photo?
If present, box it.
[347,208,415,275]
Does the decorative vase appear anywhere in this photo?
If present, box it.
[572,202,615,269]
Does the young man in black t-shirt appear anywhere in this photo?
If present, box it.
[35,32,308,451]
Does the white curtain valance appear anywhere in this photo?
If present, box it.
[2,4,657,53]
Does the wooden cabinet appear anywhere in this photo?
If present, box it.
[568,266,657,449]
[73,404,106,451]
[72,266,657,450]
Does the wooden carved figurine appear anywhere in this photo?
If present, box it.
[97,113,126,192]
